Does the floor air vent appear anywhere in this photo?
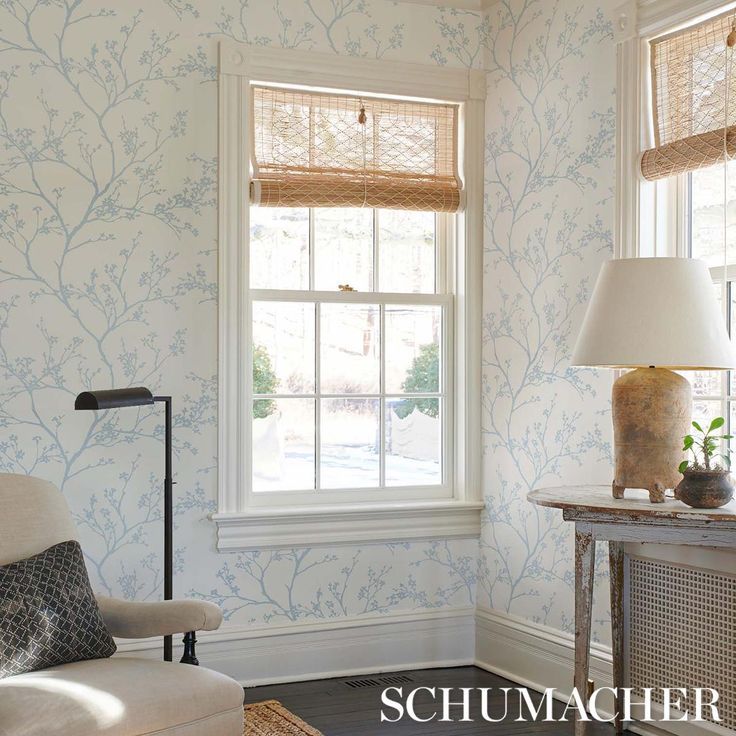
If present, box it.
[344,674,414,689]
[345,679,381,689]
[379,675,414,686]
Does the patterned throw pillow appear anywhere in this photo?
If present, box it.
[0,540,116,678]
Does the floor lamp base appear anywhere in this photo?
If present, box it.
[181,631,199,665]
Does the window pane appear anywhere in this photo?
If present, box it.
[320,303,379,393]
[691,400,723,441]
[386,398,441,486]
[253,302,315,394]
[688,370,723,398]
[378,210,436,293]
[314,208,373,292]
[250,207,309,289]
[385,305,441,394]
[731,285,736,397]
[320,399,379,488]
[690,160,736,267]
[252,399,315,491]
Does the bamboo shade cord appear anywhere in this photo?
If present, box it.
[250,85,461,212]
[641,10,736,181]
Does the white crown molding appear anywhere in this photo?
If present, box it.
[115,607,475,686]
[212,500,483,551]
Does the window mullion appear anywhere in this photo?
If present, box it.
[315,300,321,492]
[728,280,733,455]
[309,209,315,290]
[373,209,379,292]
[435,213,442,293]
[379,302,386,488]
[251,289,449,306]
[253,392,442,399]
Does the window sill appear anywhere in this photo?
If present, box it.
[211,500,484,551]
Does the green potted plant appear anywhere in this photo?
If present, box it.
[675,417,734,508]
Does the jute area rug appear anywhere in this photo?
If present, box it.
[244,700,324,736]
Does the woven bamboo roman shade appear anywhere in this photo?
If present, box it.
[641,10,736,181]
[250,85,461,212]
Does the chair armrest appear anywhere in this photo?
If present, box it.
[95,596,223,639]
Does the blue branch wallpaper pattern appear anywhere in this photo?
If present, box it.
[0,0,615,641]
[481,0,615,639]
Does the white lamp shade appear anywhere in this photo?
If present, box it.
[571,257,736,369]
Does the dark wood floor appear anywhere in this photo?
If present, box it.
[246,666,617,735]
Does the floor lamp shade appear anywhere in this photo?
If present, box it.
[74,387,154,410]
[572,258,736,502]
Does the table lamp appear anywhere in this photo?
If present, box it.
[571,258,736,502]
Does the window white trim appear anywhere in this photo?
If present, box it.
[613,0,731,259]
[215,42,485,550]
[615,0,736,571]
[214,501,484,551]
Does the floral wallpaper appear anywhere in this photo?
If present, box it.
[480,0,616,641]
[0,0,617,642]
[0,0,486,628]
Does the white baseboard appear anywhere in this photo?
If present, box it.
[474,606,614,708]
[474,606,729,736]
[114,603,727,736]
[115,607,476,686]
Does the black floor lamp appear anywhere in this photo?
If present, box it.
[74,387,197,665]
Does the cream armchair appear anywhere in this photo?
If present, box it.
[0,474,243,736]
[95,596,224,640]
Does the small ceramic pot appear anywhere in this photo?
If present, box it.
[674,469,734,509]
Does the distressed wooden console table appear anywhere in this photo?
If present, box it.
[528,485,736,735]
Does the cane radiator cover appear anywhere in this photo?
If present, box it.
[629,555,735,729]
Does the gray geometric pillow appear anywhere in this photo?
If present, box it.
[0,540,116,678]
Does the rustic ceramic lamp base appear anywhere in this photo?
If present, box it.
[611,367,691,503]
[572,259,736,503]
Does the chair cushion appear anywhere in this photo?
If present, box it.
[0,657,245,736]
[0,474,78,566]
[0,540,116,678]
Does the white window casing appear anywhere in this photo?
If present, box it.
[614,0,736,571]
[615,0,736,259]
[214,42,486,550]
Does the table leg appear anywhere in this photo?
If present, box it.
[609,541,625,734]
[575,525,596,736]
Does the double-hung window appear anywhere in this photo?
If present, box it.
[250,206,449,499]
[688,161,736,433]
[619,2,736,447]
[214,44,485,549]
